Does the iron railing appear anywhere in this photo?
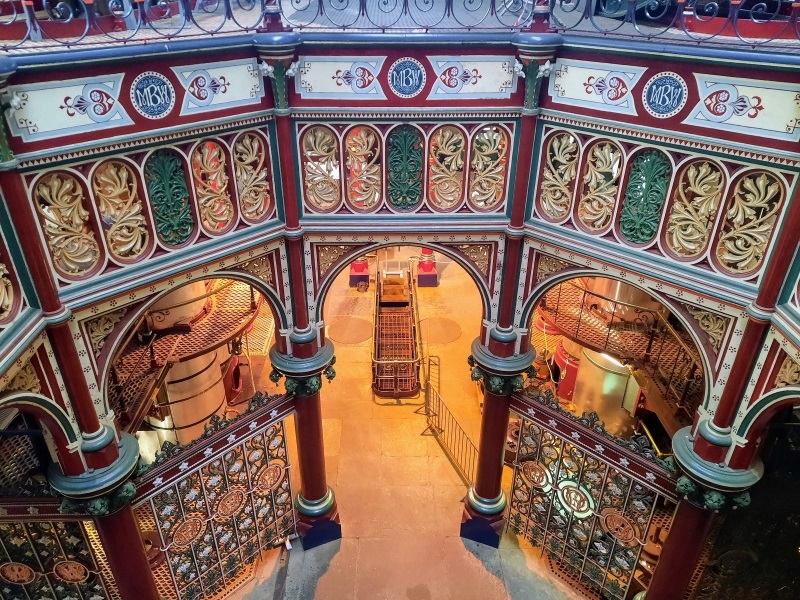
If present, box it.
[1,0,797,51]
[423,377,478,485]
[539,280,704,427]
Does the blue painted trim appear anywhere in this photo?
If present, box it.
[0,311,46,376]
[0,196,39,309]
[528,221,757,302]
[526,120,545,222]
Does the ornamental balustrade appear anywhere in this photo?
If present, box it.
[0,0,797,51]
[508,388,678,600]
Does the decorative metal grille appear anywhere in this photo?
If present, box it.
[0,520,119,600]
[135,420,294,600]
[508,410,676,600]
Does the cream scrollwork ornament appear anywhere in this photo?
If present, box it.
[468,126,508,210]
[686,306,727,353]
[317,245,351,278]
[6,362,41,395]
[234,133,273,221]
[192,141,234,233]
[0,262,13,321]
[35,173,101,276]
[540,133,579,220]
[92,161,149,261]
[453,244,491,278]
[345,126,381,210]
[775,356,800,389]
[87,308,127,356]
[577,142,621,231]
[665,161,724,259]
[428,126,465,210]
[303,126,341,211]
[715,171,783,274]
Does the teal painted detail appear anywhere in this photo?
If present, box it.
[737,386,800,437]
[270,118,289,224]
[387,126,424,210]
[619,150,671,244]
[523,61,543,112]
[144,150,195,246]
[268,61,290,112]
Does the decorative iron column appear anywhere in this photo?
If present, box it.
[462,339,534,547]
[638,430,760,599]
[270,344,339,549]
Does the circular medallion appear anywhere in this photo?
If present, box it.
[215,487,247,520]
[556,480,596,519]
[388,58,427,99]
[256,461,284,492]
[520,461,553,493]
[642,72,688,119]
[599,508,641,547]
[53,561,90,584]
[130,71,176,120]
[171,516,204,549]
[0,562,36,585]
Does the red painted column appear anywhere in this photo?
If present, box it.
[645,501,716,600]
[473,389,512,501]
[0,169,118,468]
[94,504,159,600]
[275,114,301,232]
[293,390,328,503]
[695,183,800,460]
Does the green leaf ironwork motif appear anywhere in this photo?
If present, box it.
[387,125,423,210]
[145,149,195,246]
[619,150,671,244]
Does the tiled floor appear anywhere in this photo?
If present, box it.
[230,250,581,600]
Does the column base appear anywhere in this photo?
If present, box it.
[460,502,506,548]
[296,502,341,550]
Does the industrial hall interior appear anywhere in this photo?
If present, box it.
[1,1,799,599]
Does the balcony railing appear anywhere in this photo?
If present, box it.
[1,0,797,52]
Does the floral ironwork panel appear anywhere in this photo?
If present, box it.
[508,414,674,600]
[344,126,382,210]
[92,161,150,261]
[619,151,671,245]
[469,125,508,210]
[540,132,579,220]
[714,171,783,275]
[192,141,234,233]
[665,161,724,260]
[427,125,466,210]
[145,150,195,247]
[302,126,341,211]
[35,172,101,276]
[234,132,273,221]
[577,142,622,232]
[143,421,294,600]
[387,125,424,211]
[0,520,117,600]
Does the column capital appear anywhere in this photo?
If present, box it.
[48,432,140,501]
[269,343,336,396]
[670,426,762,511]
[469,337,535,378]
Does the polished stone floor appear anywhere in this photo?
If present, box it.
[230,249,581,600]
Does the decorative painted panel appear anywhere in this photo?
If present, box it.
[387,125,424,211]
[137,419,294,600]
[34,172,101,277]
[684,74,800,142]
[508,406,675,600]
[619,151,671,245]
[0,520,118,600]
[344,126,382,211]
[191,141,235,234]
[549,59,648,116]
[92,161,150,262]
[302,126,341,211]
[6,75,133,143]
[296,57,387,99]
[233,132,273,222]
[539,132,579,220]
[0,264,12,323]
[145,150,195,247]
[714,171,784,275]
[577,142,622,232]
[427,125,466,210]
[172,58,264,116]
[664,161,724,260]
[426,56,518,99]
[468,125,508,210]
